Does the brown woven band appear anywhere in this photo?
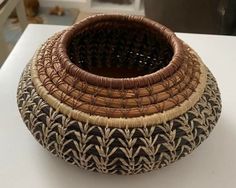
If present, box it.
[33,31,201,118]
[31,46,207,128]
[40,32,191,99]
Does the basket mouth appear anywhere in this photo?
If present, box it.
[59,14,184,89]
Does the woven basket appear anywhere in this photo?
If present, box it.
[17,14,221,175]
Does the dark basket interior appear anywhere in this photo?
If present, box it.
[67,21,173,78]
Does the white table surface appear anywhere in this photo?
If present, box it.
[0,24,236,188]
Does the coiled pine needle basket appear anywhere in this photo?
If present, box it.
[17,14,221,175]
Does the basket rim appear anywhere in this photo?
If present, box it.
[58,14,184,89]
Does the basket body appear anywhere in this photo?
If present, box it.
[17,15,221,175]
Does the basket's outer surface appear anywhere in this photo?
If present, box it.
[17,14,221,175]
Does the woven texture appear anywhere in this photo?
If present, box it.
[17,14,221,175]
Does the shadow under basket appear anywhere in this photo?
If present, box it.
[17,14,222,175]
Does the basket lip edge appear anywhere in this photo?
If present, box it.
[58,14,184,89]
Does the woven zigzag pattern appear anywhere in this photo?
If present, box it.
[17,63,221,175]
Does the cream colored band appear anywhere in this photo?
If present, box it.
[30,47,207,128]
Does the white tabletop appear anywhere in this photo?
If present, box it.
[0,24,236,188]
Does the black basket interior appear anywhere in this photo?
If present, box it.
[67,22,173,78]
